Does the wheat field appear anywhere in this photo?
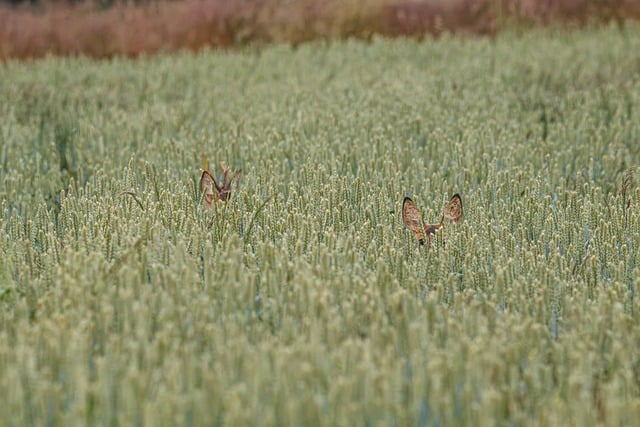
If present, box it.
[1,25,640,426]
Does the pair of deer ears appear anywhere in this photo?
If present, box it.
[403,193,463,224]
[402,194,463,244]
[199,163,241,207]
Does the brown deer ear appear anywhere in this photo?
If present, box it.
[443,193,463,224]
[199,170,216,208]
[402,197,425,245]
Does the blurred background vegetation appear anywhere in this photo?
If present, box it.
[1,0,640,59]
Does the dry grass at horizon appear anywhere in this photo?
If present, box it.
[1,0,640,60]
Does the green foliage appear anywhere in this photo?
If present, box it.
[1,25,640,425]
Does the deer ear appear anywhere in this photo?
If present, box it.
[402,197,425,245]
[199,170,214,192]
[443,193,463,224]
[199,171,216,208]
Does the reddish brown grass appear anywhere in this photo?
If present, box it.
[1,0,639,60]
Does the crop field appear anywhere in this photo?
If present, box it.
[1,24,640,426]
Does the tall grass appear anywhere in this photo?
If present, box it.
[1,25,640,425]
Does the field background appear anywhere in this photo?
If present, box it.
[2,0,640,59]
[2,23,640,425]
